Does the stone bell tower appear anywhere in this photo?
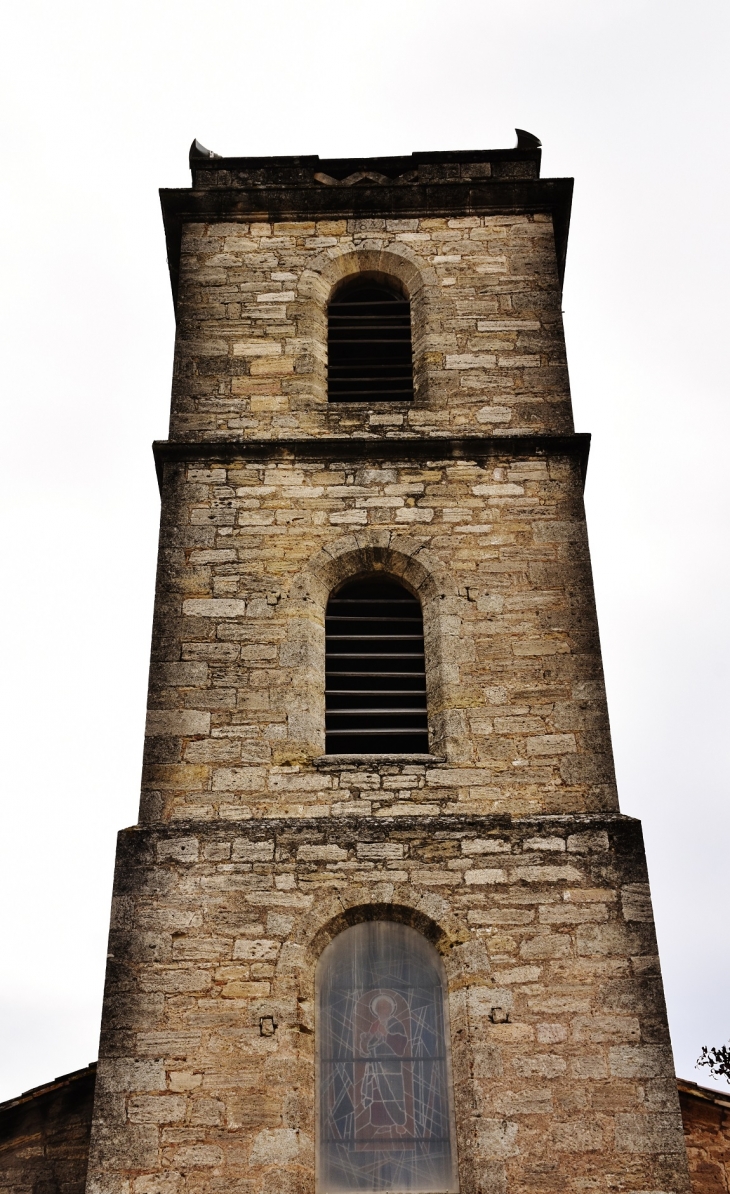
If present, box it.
[85,135,690,1194]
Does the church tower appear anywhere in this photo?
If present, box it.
[85,137,690,1194]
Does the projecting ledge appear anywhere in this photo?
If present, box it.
[152,434,591,492]
[314,754,445,768]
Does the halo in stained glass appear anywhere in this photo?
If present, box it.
[316,921,459,1193]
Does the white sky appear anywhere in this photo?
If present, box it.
[1,0,728,1103]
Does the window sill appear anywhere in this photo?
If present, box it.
[314,753,445,767]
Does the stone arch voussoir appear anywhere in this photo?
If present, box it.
[303,244,435,303]
[291,894,468,979]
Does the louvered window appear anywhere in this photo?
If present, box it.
[327,276,414,403]
[325,577,429,755]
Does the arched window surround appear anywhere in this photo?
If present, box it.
[316,920,459,1194]
[304,246,434,409]
[282,539,470,764]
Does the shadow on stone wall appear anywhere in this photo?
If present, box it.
[0,1064,96,1194]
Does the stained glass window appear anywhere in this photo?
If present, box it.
[317,921,459,1193]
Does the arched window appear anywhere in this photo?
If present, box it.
[327,276,414,403]
[317,921,458,1193]
[325,577,428,755]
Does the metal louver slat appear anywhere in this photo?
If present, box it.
[327,278,415,403]
[325,576,429,754]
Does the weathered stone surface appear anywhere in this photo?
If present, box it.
[78,143,691,1194]
[169,211,571,443]
[0,1065,96,1194]
[81,815,692,1194]
[142,450,616,819]
[679,1079,730,1194]
[3,1068,717,1194]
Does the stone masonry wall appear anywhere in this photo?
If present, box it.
[679,1081,730,1194]
[85,155,690,1194]
[171,214,572,441]
[86,815,689,1194]
[0,1066,96,1194]
[142,448,616,822]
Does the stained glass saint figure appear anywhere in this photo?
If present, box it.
[317,921,458,1193]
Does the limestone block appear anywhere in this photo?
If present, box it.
[145,711,211,737]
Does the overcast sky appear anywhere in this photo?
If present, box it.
[1,0,728,1104]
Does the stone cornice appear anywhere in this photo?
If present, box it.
[159,176,574,307]
[152,432,591,493]
[126,811,640,837]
